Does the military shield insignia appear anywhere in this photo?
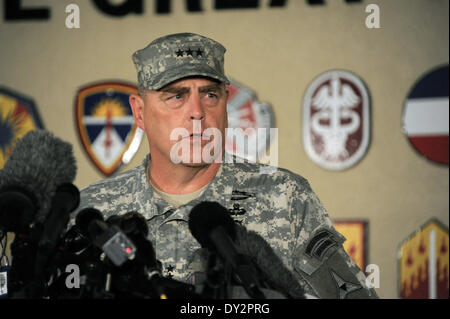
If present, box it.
[402,65,448,165]
[398,219,449,299]
[303,70,371,170]
[0,87,44,168]
[75,82,143,176]
[225,79,275,162]
[333,220,368,271]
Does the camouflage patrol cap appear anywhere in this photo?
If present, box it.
[132,33,230,91]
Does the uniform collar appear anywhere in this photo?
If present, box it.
[143,153,237,223]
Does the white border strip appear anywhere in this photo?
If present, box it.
[428,229,436,299]
[404,98,449,136]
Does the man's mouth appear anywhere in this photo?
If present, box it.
[183,133,204,143]
[190,134,204,143]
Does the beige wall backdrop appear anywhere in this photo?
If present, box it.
[1,0,448,298]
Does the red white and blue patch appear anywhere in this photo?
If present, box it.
[225,79,275,162]
[0,86,44,168]
[75,82,143,176]
[402,65,449,165]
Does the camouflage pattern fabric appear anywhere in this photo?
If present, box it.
[71,153,378,298]
[133,33,230,91]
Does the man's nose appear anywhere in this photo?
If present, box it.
[188,93,205,121]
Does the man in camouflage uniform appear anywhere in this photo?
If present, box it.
[74,33,378,299]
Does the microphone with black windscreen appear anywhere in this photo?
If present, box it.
[106,211,156,270]
[75,207,105,238]
[106,212,197,299]
[58,208,137,298]
[0,169,35,235]
[189,202,306,299]
[37,183,80,253]
[75,208,137,267]
[0,130,78,297]
[234,225,306,299]
[27,183,81,298]
[188,201,266,299]
[0,129,77,232]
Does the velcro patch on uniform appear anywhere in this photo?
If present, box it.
[295,228,346,276]
[305,229,338,260]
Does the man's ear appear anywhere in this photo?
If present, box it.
[224,89,229,128]
[129,93,145,130]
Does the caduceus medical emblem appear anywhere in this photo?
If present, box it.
[303,71,370,170]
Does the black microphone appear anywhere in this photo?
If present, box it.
[188,201,266,299]
[75,208,104,237]
[17,183,81,298]
[107,212,162,297]
[107,211,149,239]
[0,130,77,297]
[106,212,156,269]
[0,176,35,235]
[234,224,306,299]
[75,208,136,267]
[0,129,77,233]
[106,212,197,299]
[35,183,80,277]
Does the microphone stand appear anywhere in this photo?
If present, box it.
[201,252,232,299]
[232,253,266,299]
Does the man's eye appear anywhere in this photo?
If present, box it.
[206,92,218,98]
[169,94,183,100]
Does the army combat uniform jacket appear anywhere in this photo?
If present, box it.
[73,153,378,299]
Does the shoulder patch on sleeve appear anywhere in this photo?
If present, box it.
[305,229,343,260]
[295,228,346,276]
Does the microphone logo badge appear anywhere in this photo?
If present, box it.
[303,70,371,170]
[0,86,44,169]
[75,82,144,176]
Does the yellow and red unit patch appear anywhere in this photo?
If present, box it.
[75,82,143,176]
[333,220,367,271]
[399,219,449,299]
[0,87,44,168]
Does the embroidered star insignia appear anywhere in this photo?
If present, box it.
[186,48,194,56]
[330,270,362,299]
[167,264,175,272]
[176,49,184,57]
[196,48,203,57]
